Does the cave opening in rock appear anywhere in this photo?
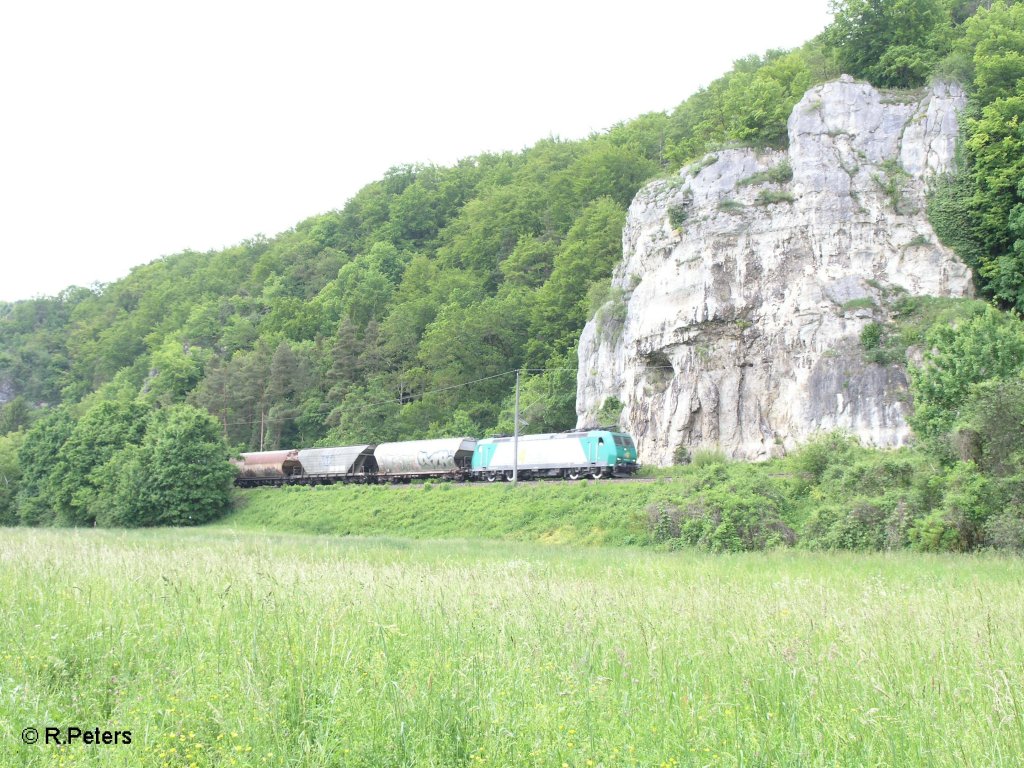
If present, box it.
[642,351,675,395]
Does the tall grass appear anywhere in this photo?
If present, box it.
[1,528,1022,766]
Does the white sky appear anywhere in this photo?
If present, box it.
[0,0,832,303]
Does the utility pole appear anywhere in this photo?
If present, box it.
[512,368,520,484]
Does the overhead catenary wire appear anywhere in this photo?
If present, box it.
[216,365,677,429]
[218,369,519,428]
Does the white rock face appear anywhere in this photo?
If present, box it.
[576,76,973,464]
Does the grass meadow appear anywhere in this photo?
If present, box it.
[1,528,1023,767]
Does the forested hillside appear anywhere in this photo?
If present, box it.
[1,0,1022,540]
[0,43,827,450]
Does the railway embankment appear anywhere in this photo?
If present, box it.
[220,479,674,546]
[219,426,1024,554]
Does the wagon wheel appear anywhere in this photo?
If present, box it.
[567,469,583,481]
[590,469,605,480]
[504,470,516,482]
[485,471,499,483]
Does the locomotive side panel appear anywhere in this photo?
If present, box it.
[472,431,639,477]
[474,434,588,471]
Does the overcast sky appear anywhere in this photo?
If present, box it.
[0,0,832,303]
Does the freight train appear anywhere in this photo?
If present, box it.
[232,430,639,487]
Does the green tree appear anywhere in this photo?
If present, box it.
[190,343,273,449]
[95,405,234,527]
[499,234,558,289]
[416,291,532,427]
[564,140,660,210]
[664,49,817,165]
[824,0,953,87]
[325,316,363,398]
[0,293,84,405]
[377,297,439,370]
[142,338,207,406]
[357,320,388,380]
[50,400,149,526]
[964,89,1024,307]
[0,396,32,435]
[715,51,812,148]
[493,348,580,435]
[909,307,1024,443]
[930,2,1024,308]
[428,409,480,438]
[322,380,403,446]
[318,259,395,330]
[15,406,75,526]
[530,197,627,357]
[606,112,671,167]
[954,377,1024,476]
[264,341,312,449]
[0,430,25,526]
[951,1,1024,105]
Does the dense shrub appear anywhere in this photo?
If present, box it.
[953,378,1024,476]
[646,502,684,543]
[645,461,796,552]
[910,308,1024,440]
[792,431,865,484]
[690,449,730,468]
[983,509,1024,552]
[676,488,796,552]
[802,495,915,550]
[909,462,994,551]
[738,160,793,187]
[829,454,918,497]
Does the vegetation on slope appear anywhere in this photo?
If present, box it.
[225,423,1024,554]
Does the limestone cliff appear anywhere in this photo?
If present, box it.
[576,76,973,463]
